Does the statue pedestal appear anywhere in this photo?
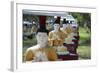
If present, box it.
[57,54,78,60]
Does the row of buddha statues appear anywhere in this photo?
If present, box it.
[24,17,79,62]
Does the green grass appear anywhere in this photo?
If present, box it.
[79,27,91,45]
[77,27,91,59]
[77,46,91,59]
[79,27,90,39]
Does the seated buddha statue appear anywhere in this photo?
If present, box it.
[24,28,58,62]
[60,18,68,38]
[48,17,68,55]
[66,21,73,35]
[48,17,65,46]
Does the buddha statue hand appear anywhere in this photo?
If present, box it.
[33,51,48,62]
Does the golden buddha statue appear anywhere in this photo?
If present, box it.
[48,17,69,55]
[48,17,65,47]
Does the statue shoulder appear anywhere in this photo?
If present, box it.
[48,30,55,36]
[27,45,40,52]
[50,30,55,33]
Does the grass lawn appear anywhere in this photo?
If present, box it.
[79,27,91,45]
[78,27,91,59]
[77,46,91,59]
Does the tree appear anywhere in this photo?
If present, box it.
[71,12,91,31]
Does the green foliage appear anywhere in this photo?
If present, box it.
[71,12,91,30]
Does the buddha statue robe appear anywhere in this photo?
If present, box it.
[66,25,73,34]
[48,30,69,55]
[48,30,65,46]
[24,45,58,62]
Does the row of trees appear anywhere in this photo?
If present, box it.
[71,12,91,31]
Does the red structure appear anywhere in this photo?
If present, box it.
[58,33,79,60]
[39,16,46,29]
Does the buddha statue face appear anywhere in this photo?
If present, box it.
[36,32,48,46]
[62,24,67,29]
[54,23,60,31]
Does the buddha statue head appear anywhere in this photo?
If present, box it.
[53,17,61,31]
[36,28,49,47]
[62,18,68,30]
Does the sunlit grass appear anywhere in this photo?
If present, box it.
[77,46,91,59]
[78,27,91,59]
[79,27,91,46]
